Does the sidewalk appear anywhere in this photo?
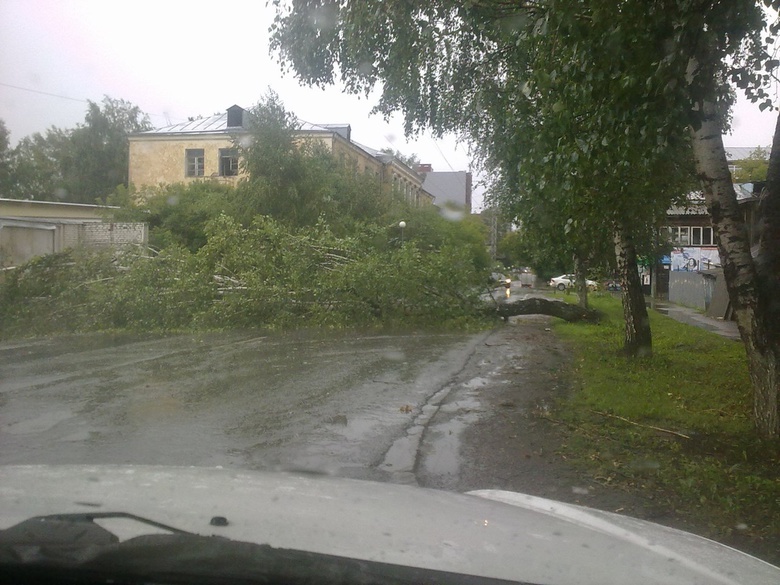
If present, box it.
[649,300,740,340]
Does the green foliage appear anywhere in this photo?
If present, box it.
[66,97,153,203]
[0,248,121,336]
[379,147,420,170]
[732,146,770,182]
[0,119,12,195]
[5,97,151,202]
[0,89,495,337]
[268,0,705,356]
[554,295,780,547]
[496,230,567,279]
[234,90,397,230]
[390,204,491,272]
[6,126,70,200]
[111,182,234,251]
[0,212,491,338]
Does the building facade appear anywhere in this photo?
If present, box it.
[128,105,433,206]
[416,164,472,213]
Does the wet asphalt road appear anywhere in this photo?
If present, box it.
[0,329,493,483]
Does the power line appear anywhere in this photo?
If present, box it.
[0,81,180,123]
[431,138,455,172]
[0,82,88,103]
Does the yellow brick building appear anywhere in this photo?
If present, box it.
[128,105,432,206]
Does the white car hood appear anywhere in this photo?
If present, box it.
[0,465,777,585]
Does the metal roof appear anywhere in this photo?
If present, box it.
[667,182,761,216]
[138,113,235,135]
[734,182,762,201]
[725,146,768,160]
[140,114,343,138]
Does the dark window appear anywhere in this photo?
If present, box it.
[186,149,204,177]
[219,149,239,177]
[692,226,702,246]
[702,227,713,246]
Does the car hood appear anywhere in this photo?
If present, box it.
[0,465,777,585]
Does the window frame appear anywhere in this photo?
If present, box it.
[666,225,713,247]
[219,148,239,177]
[185,148,205,178]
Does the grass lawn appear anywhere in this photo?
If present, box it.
[552,294,780,561]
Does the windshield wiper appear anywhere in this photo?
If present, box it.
[0,514,530,585]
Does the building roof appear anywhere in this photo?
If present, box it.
[137,112,237,135]
[725,146,768,160]
[135,107,341,138]
[734,182,763,201]
[667,182,761,216]
[303,123,351,141]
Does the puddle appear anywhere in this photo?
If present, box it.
[463,377,488,389]
[418,415,479,478]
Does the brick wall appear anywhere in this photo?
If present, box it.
[81,223,148,247]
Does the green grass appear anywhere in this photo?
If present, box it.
[552,294,780,559]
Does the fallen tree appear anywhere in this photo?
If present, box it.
[486,296,600,323]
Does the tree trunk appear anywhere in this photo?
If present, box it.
[489,296,599,323]
[689,96,779,438]
[574,254,589,310]
[614,224,652,357]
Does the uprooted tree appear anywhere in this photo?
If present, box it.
[487,296,600,323]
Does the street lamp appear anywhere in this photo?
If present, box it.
[399,221,406,245]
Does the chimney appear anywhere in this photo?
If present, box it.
[226,105,245,128]
[417,163,433,173]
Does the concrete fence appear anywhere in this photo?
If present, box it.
[0,218,148,268]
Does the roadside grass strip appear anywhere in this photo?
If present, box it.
[552,295,780,557]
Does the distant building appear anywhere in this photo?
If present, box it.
[128,105,432,206]
[660,182,763,312]
[416,164,472,213]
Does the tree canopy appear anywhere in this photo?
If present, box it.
[732,146,770,182]
[270,0,780,437]
[2,96,151,203]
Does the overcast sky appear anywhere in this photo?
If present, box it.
[1,0,778,211]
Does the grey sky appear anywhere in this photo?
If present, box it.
[0,1,472,167]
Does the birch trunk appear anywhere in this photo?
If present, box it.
[574,254,589,310]
[689,97,779,438]
[614,224,652,357]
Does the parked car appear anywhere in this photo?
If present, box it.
[549,274,598,292]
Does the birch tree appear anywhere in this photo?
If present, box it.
[271,0,780,436]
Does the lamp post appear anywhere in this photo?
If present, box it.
[399,221,406,245]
